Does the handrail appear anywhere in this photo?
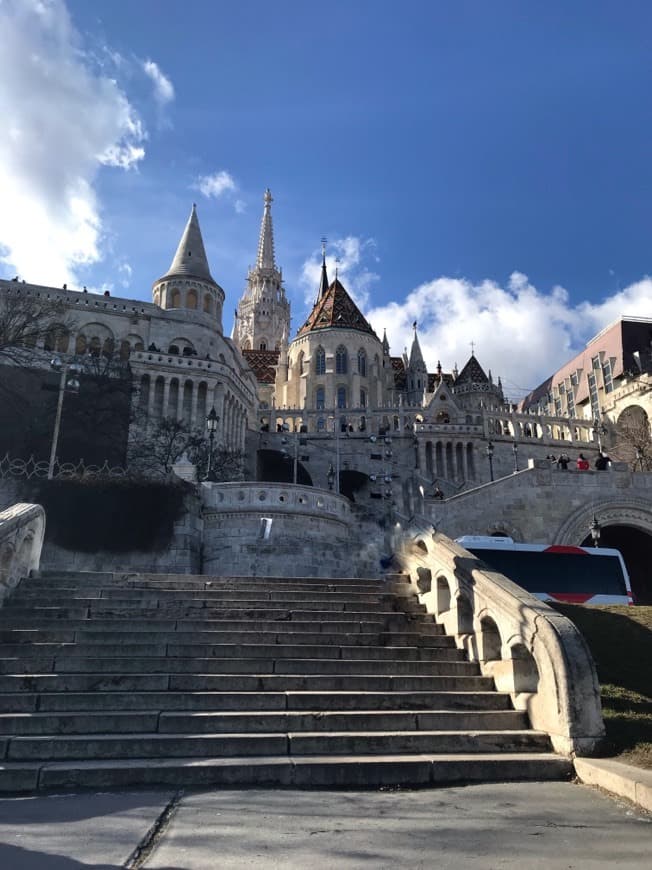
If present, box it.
[396,529,605,756]
[0,503,46,605]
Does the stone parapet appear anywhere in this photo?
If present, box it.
[0,503,45,604]
[397,530,605,756]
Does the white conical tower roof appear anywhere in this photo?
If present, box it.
[160,204,216,284]
[256,189,276,270]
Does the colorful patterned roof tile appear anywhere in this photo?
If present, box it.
[296,278,377,337]
[242,349,279,384]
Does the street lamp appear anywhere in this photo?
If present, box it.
[589,514,601,548]
[512,441,519,473]
[205,406,219,482]
[48,357,82,480]
[327,463,335,490]
[486,440,495,482]
[593,415,607,452]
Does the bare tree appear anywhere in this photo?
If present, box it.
[128,416,244,481]
[611,406,652,470]
[0,284,72,365]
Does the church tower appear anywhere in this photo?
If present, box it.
[235,189,290,352]
[406,323,428,406]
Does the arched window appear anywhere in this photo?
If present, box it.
[358,348,367,377]
[317,417,325,431]
[316,386,325,410]
[89,336,101,357]
[186,289,198,310]
[203,294,212,314]
[315,346,326,375]
[336,345,347,374]
[259,341,267,350]
[337,386,347,409]
[298,351,304,375]
[119,340,131,361]
[170,288,181,308]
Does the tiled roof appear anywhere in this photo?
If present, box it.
[297,278,377,337]
[428,372,454,392]
[455,354,489,385]
[242,349,279,384]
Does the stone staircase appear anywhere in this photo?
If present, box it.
[0,571,572,792]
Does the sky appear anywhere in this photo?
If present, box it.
[1,0,652,399]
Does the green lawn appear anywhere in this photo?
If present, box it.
[551,604,652,769]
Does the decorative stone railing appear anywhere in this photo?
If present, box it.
[0,503,46,605]
[396,529,605,756]
[202,481,351,521]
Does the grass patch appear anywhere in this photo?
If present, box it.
[552,604,652,769]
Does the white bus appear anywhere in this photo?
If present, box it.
[455,536,634,606]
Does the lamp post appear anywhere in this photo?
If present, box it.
[512,441,519,473]
[205,406,219,482]
[589,514,601,548]
[593,415,607,452]
[327,463,335,490]
[48,357,81,480]
[486,440,494,482]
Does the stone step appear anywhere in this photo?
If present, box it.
[0,752,574,793]
[35,571,407,589]
[0,690,512,714]
[0,630,452,649]
[0,673,494,694]
[9,589,407,605]
[0,709,529,736]
[0,642,464,661]
[0,656,479,676]
[0,606,424,621]
[17,581,415,597]
[3,729,552,761]
[0,617,442,635]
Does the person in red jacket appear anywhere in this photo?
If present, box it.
[576,453,590,470]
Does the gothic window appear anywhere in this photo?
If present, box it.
[298,351,304,375]
[360,388,367,408]
[186,289,198,310]
[260,342,267,350]
[170,288,181,308]
[89,336,101,357]
[119,340,131,361]
[315,346,326,375]
[317,417,325,431]
[337,386,347,409]
[316,386,325,410]
[336,346,348,374]
[203,294,212,314]
[358,348,367,377]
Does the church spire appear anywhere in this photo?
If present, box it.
[408,322,426,371]
[318,238,329,300]
[256,189,276,270]
[162,203,215,283]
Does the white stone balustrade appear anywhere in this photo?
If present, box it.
[202,481,350,520]
[0,503,46,605]
[397,529,605,756]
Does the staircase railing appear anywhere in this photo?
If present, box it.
[396,528,605,757]
[0,503,45,605]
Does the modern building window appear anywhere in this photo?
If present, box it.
[315,346,326,374]
[358,349,367,377]
[337,386,347,408]
[602,359,614,393]
[587,372,600,414]
[316,386,325,410]
[336,346,348,374]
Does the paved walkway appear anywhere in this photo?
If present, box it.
[0,783,649,869]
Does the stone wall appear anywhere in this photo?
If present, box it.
[426,459,652,543]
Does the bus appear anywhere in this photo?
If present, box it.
[455,536,634,606]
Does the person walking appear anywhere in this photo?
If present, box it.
[576,453,590,470]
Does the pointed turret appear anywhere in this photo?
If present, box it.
[406,322,427,406]
[160,204,216,284]
[317,243,329,300]
[256,189,276,270]
[408,322,427,371]
[382,328,390,355]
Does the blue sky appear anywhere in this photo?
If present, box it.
[1,0,651,396]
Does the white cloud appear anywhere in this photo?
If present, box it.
[195,171,237,199]
[300,236,379,308]
[365,272,652,400]
[0,0,147,287]
[234,198,247,214]
[142,59,174,106]
[118,261,133,288]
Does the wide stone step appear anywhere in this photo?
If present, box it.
[0,642,463,661]
[4,729,551,761]
[9,589,404,605]
[0,690,513,714]
[0,672,494,694]
[0,606,422,621]
[0,709,529,736]
[0,752,573,793]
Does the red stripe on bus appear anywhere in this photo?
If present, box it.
[548,592,594,603]
[543,546,588,555]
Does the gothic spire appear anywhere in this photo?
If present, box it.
[382,328,390,355]
[318,239,329,300]
[256,189,276,270]
[162,203,215,283]
[408,322,427,371]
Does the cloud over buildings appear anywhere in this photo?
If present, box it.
[0,0,147,286]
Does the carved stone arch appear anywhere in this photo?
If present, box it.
[485,521,523,541]
[554,496,652,545]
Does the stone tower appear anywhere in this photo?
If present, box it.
[235,189,290,352]
[152,204,225,333]
[406,323,428,406]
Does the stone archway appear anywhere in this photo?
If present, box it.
[555,497,652,604]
